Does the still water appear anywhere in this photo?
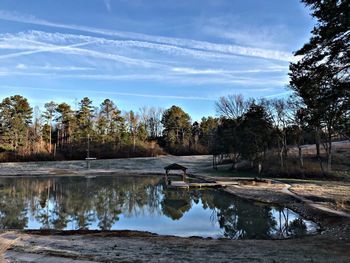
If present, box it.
[0,176,317,239]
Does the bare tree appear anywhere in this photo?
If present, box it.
[270,99,291,168]
[215,94,249,119]
[139,106,164,139]
[125,111,140,152]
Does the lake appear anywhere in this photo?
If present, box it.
[0,176,317,239]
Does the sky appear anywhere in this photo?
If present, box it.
[0,0,315,121]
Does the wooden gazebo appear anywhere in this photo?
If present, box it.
[164,163,187,182]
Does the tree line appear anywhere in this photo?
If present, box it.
[0,96,166,160]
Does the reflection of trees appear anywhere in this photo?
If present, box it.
[0,176,163,230]
[161,190,192,220]
[0,186,27,229]
[95,188,121,230]
[270,209,308,238]
[287,218,307,236]
[200,190,308,239]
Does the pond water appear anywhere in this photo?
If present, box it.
[0,176,317,239]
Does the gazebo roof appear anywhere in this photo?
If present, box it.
[164,163,187,171]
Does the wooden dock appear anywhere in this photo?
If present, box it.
[168,180,239,189]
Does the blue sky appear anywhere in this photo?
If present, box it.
[0,0,315,120]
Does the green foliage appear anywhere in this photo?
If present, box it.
[161,105,191,149]
[0,95,32,151]
[199,117,219,152]
[75,97,95,140]
[237,104,273,162]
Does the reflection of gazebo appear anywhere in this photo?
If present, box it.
[164,163,187,182]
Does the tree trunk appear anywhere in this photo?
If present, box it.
[49,123,52,153]
[327,149,332,173]
[298,146,304,169]
[327,133,332,173]
[278,139,283,168]
[258,161,262,175]
[315,127,325,175]
[315,127,320,158]
[283,136,288,158]
[57,129,60,148]
[280,147,284,169]
[318,155,325,175]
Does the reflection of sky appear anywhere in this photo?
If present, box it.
[23,197,318,239]
[270,208,318,238]
[112,200,222,238]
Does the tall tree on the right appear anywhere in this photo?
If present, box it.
[289,0,350,173]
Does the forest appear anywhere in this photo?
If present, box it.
[0,0,349,177]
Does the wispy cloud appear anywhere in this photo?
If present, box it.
[0,29,290,86]
[0,30,245,64]
[264,91,292,98]
[0,69,287,86]
[171,67,285,75]
[0,85,217,101]
[15,63,94,71]
[0,10,293,89]
[0,10,294,62]
[0,39,96,60]
[0,32,161,68]
[201,17,289,50]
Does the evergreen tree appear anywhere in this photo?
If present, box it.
[0,95,32,152]
[161,106,191,151]
[199,117,219,152]
[238,104,273,173]
[56,103,74,146]
[75,97,95,141]
[42,101,57,153]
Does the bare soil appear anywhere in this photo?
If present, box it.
[1,227,349,263]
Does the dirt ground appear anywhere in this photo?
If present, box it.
[0,155,350,262]
[1,226,350,263]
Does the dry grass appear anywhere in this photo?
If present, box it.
[290,182,350,213]
[262,141,350,178]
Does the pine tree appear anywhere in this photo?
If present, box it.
[0,95,32,152]
[42,101,57,153]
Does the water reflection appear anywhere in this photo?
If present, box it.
[0,176,316,239]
